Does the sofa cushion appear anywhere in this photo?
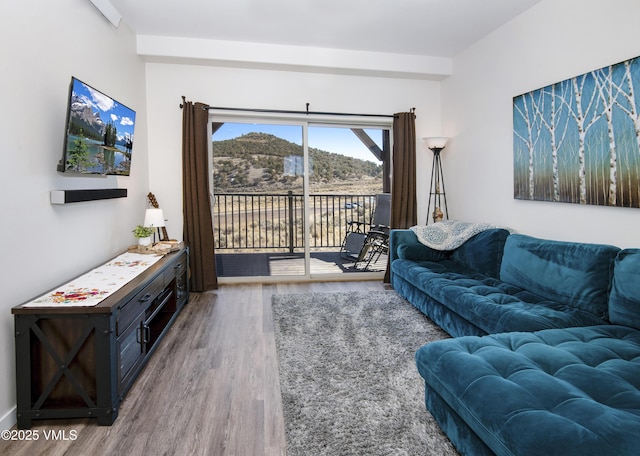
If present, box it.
[416,325,640,455]
[609,249,640,330]
[450,228,510,278]
[499,234,618,318]
[397,242,449,262]
[391,258,606,334]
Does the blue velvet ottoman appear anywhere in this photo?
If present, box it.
[416,326,640,455]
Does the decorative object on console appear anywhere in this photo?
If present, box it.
[513,54,640,207]
[22,251,164,308]
[147,192,170,241]
[424,137,449,224]
[132,224,154,246]
[144,208,166,243]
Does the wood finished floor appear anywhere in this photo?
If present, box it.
[1,280,387,456]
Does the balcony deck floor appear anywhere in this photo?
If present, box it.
[215,250,387,277]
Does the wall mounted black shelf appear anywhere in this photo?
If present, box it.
[50,188,127,204]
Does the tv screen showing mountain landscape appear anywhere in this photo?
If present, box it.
[61,77,136,175]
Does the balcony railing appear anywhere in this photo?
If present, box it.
[213,192,377,252]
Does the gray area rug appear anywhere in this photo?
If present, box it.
[272,290,459,456]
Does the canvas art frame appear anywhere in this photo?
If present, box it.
[513,55,640,208]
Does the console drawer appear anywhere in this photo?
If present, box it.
[164,251,187,284]
[116,274,164,336]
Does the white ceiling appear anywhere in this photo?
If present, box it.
[109,0,542,58]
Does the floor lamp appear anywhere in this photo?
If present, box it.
[424,137,449,224]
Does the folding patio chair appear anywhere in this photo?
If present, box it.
[340,193,390,270]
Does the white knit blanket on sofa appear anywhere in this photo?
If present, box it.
[410,220,514,251]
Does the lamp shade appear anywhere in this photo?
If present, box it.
[423,137,449,150]
[144,208,166,227]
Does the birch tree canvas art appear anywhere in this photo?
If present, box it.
[513,56,640,207]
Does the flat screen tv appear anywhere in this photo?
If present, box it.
[59,77,136,176]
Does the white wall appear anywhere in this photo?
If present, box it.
[0,0,147,430]
[145,63,443,239]
[442,0,640,247]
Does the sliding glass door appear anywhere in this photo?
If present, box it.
[210,118,390,280]
[307,125,387,275]
[211,121,307,277]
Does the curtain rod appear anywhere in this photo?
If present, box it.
[185,101,415,119]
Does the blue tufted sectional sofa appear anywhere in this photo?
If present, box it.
[389,228,640,455]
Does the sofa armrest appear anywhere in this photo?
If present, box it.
[389,229,449,263]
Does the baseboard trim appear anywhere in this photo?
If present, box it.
[0,406,16,431]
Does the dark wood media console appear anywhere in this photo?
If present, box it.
[12,247,189,429]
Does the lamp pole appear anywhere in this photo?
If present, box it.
[423,137,449,224]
